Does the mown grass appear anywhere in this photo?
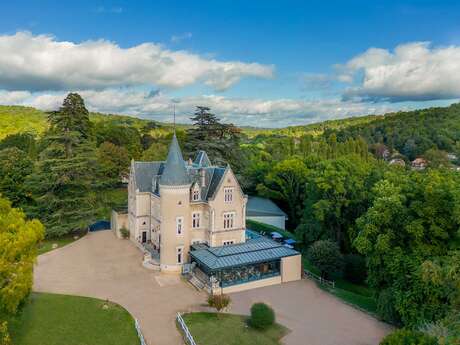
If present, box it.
[5,293,139,345]
[37,234,83,255]
[302,256,378,315]
[181,312,288,345]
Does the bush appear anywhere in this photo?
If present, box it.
[0,321,12,345]
[377,289,401,325]
[380,329,438,345]
[249,303,275,330]
[307,240,343,279]
[119,227,129,239]
[344,254,367,284]
[207,294,231,313]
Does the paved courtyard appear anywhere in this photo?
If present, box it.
[35,230,390,345]
[229,280,391,345]
[34,231,205,345]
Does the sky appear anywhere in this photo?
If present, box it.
[1,0,460,127]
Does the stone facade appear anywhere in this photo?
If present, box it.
[127,134,247,273]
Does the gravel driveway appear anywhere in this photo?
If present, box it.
[34,230,390,345]
[34,231,205,345]
[229,280,392,345]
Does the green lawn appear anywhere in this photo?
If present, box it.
[302,256,377,315]
[37,234,84,255]
[181,312,288,345]
[5,293,139,345]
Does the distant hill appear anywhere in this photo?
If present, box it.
[1,104,459,159]
[332,103,460,159]
[0,105,188,140]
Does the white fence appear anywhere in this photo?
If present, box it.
[176,313,197,345]
[304,269,335,288]
[135,318,147,345]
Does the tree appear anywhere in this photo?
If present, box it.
[379,329,437,345]
[26,94,97,237]
[257,157,309,228]
[185,106,243,168]
[308,240,343,279]
[93,122,142,158]
[48,93,91,139]
[97,142,130,182]
[0,132,37,158]
[0,147,33,206]
[423,148,450,168]
[207,294,231,315]
[296,155,381,249]
[141,141,169,161]
[354,170,460,326]
[0,196,44,314]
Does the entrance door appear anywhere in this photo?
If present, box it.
[142,231,147,243]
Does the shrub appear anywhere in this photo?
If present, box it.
[377,289,401,325]
[119,227,129,239]
[380,329,438,345]
[307,240,343,279]
[343,254,367,284]
[207,294,231,313]
[0,321,12,345]
[249,303,275,330]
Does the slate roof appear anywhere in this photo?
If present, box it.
[131,135,227,199]
[190,236,299,271]
[246,196,287,218]
[194,151,211,167]
[133,162,163,192]
[160,134,190,186]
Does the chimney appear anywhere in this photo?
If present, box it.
[188,157,193,166]
[200,168,206,187]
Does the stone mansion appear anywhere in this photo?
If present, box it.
[113,134,301,293]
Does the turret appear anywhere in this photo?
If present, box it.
[159,134,192,273]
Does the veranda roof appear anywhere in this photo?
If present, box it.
[190,235,299,272]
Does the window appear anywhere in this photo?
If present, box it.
[223,212,235,229]
[224,187,234,203]
[176,217,183,235]
[192,189,200,201]
[223,240,234,246]
[192,212,200,228]
[176,247,183,264]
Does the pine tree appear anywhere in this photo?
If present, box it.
[185,106,242,168]
[26,93,97,237]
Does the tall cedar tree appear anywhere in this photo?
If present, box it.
[185,106,243,168]
[26,93,96,237]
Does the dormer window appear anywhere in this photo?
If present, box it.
[192,189,200,201]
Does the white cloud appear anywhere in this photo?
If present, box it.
[0,90,31,104]
[0,32,274,92]
[4,89,395,127]
[339,42,460,102]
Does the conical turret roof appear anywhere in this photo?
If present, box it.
[160,134,190,186]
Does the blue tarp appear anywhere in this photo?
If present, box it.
[89,221,110,232]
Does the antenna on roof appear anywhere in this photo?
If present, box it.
[173,103,176,134]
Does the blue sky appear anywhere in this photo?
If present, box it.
[0,0,460,127]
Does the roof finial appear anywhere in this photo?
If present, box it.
[173,103,176,134]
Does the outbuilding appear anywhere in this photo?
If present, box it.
[246,196,288,230]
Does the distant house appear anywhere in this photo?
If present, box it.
[412,158,428,170]
[389,158,406,167]
[246,196,288,230]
